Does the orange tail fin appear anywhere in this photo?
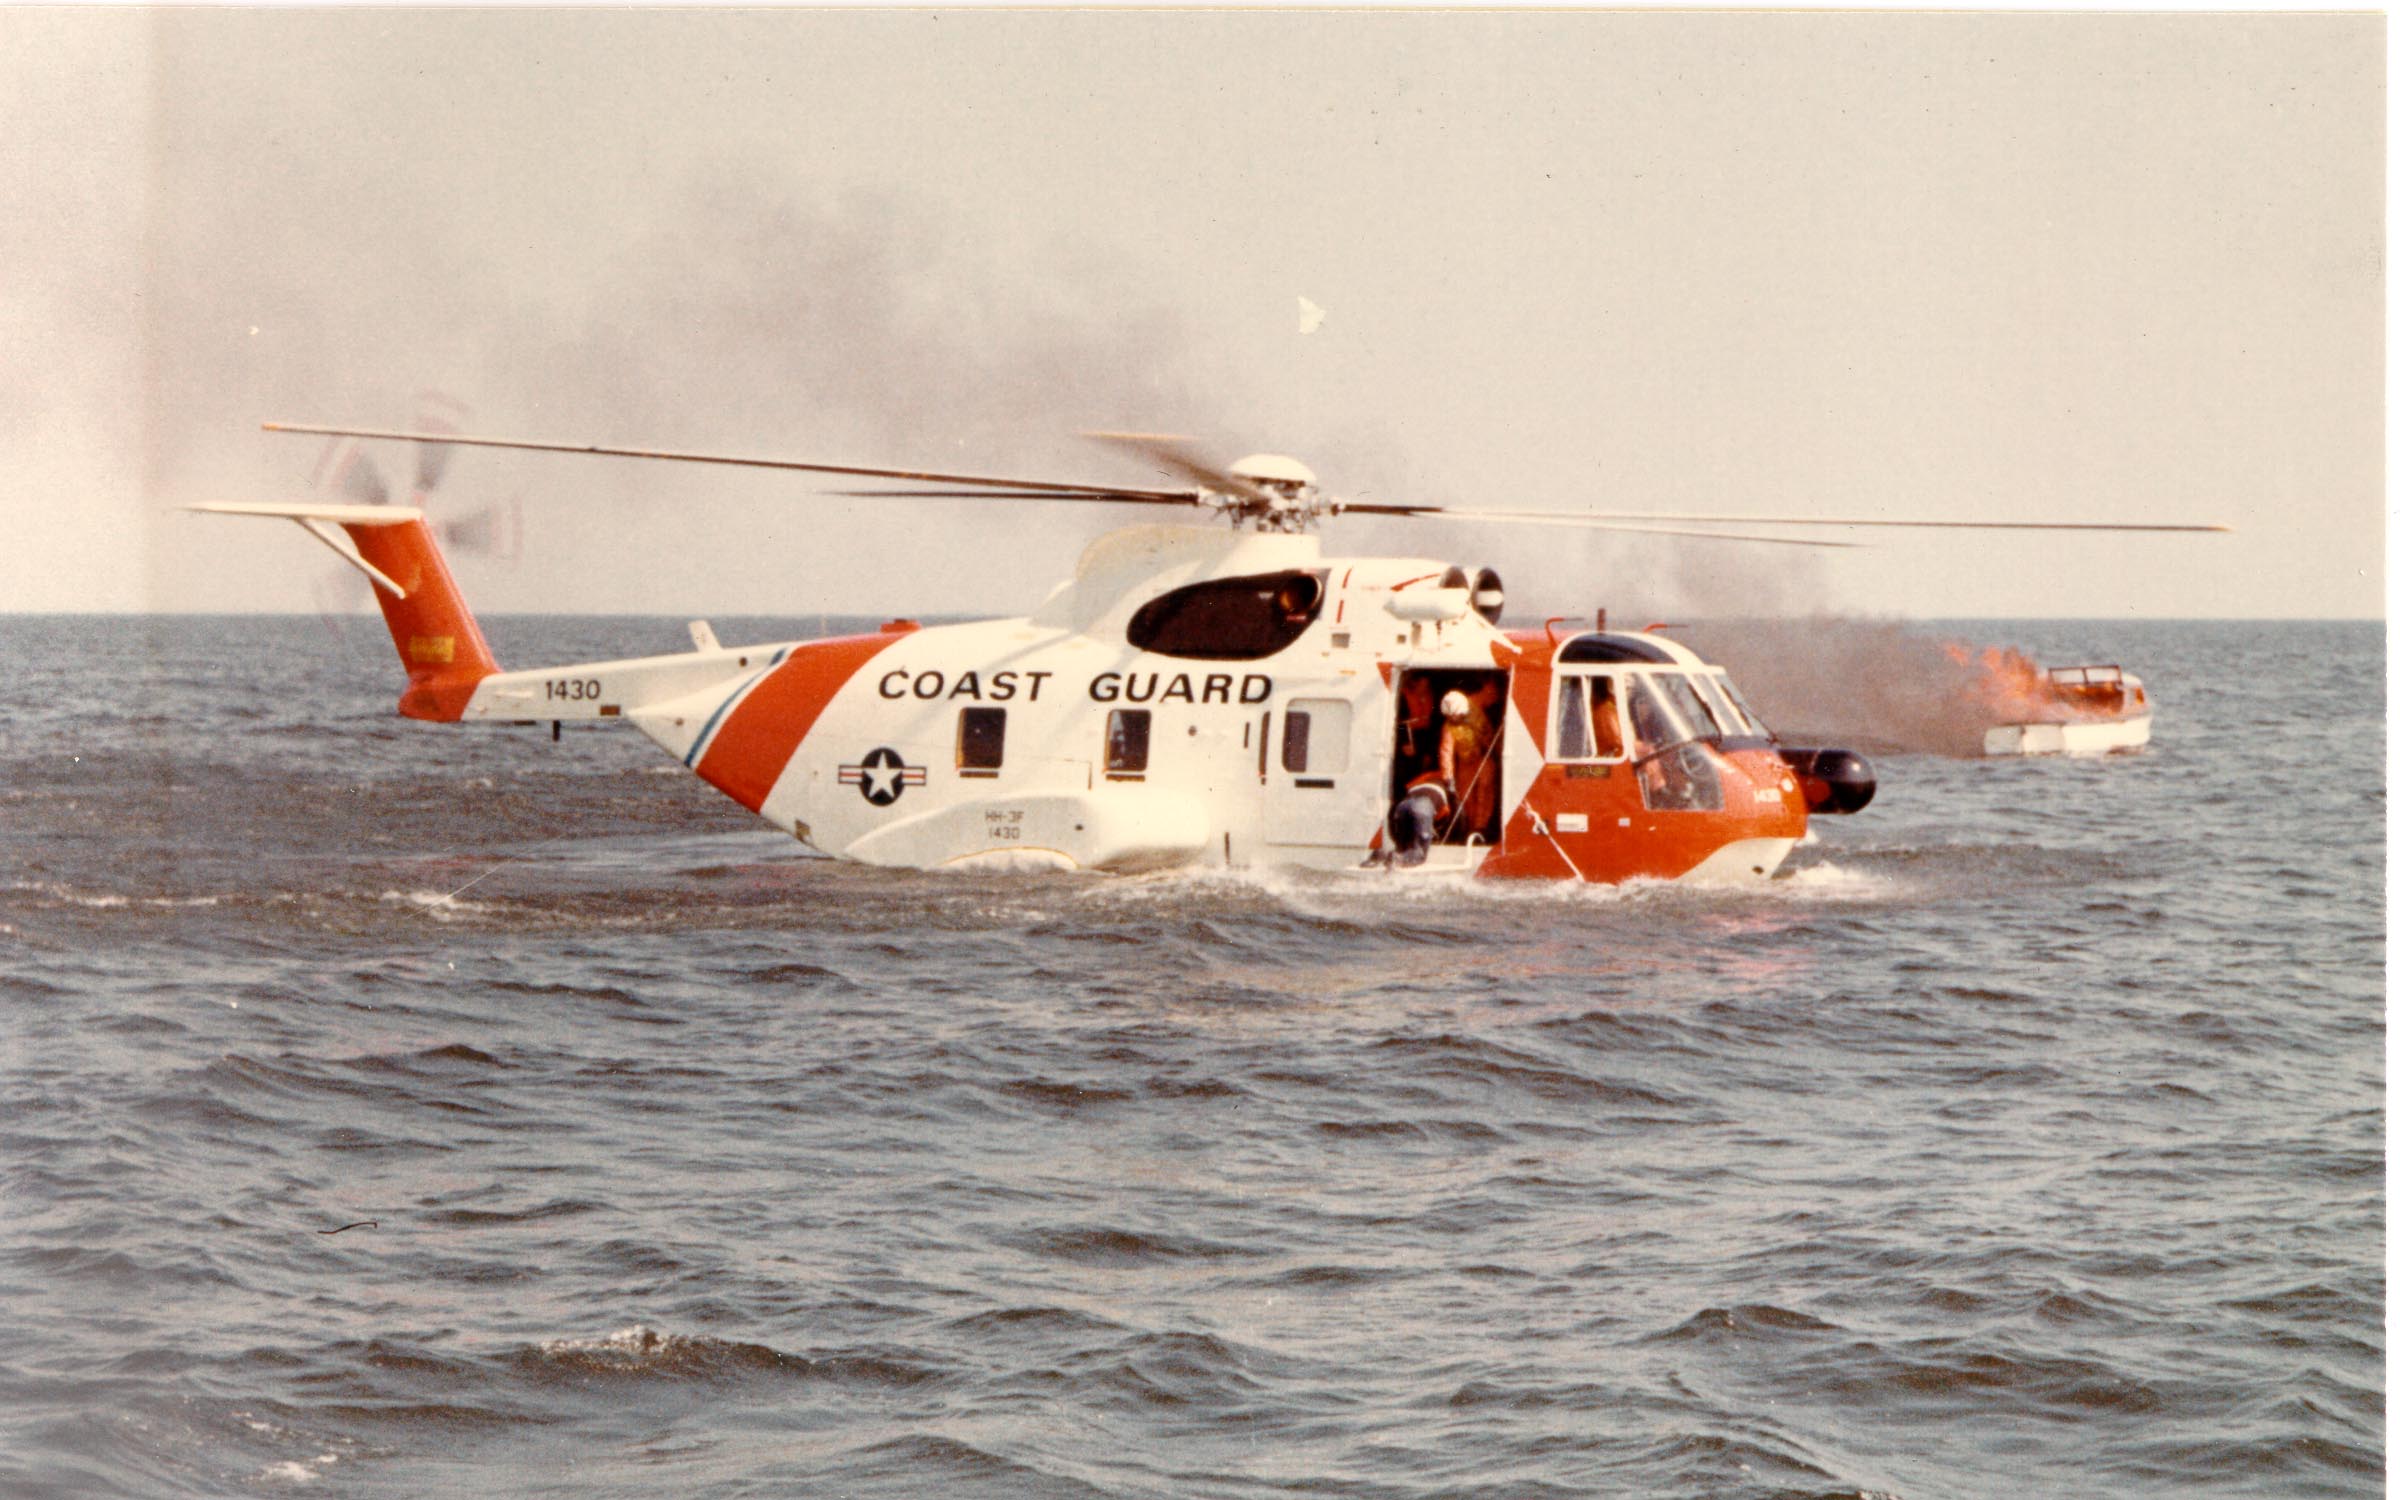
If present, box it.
[189,502,499,721]
[346,515,499,720]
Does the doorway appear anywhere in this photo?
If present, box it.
[1390,668,1508,845]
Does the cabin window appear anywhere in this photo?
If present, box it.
[1126,570,1328,661]
[957,707,1006,775]
[1282,698,1351,775]
[1106,709,1151,774]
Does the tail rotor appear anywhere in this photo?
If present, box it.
[305,393,518,631]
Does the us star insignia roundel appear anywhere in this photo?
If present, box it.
[838,747,926,807]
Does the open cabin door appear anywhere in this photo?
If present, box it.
[1387,668,1510,847]
[1264,687,1382,848]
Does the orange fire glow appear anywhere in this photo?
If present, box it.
[1943,643,2125,726]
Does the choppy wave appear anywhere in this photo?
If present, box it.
[0,616,2380,1499]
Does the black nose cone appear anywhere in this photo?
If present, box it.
[1777,747,1877,815]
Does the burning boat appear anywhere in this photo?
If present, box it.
[1980,663,2152,756]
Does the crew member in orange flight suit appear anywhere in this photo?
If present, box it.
[1438,689,1499,840]
[1589,676,1625,759]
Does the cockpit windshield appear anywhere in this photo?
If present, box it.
[1680,671,1765,739]
[1650,674,1720,747]
[1555,669,1761,762]
[1620,674,1726,811]
[1709,672,1771,738]
[1622,676,1691,757]
[1685,674,1738,736]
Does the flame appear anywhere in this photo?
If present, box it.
[1943,642,2126,726]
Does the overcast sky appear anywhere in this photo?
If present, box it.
[1,9,2382,620]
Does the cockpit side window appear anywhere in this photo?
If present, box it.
[1554,678,1593,760]
[1549,673,1629,763]
[1126,570,1328,661]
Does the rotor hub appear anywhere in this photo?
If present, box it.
[1228,453,1317,492]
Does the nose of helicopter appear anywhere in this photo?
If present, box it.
[1776,746,1877,815]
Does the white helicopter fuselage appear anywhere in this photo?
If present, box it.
[458,526,1529,873]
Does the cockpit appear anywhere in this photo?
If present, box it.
[1552,667,1771,761]
[1548,663,1771,811]
[1543,631,1874,817]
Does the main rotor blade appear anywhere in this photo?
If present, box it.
[263,423,1193,500]
[1081,431,1276,504]
[825,487,1204,508]
[1341,505,1860,548]
[1352,502,2230,534]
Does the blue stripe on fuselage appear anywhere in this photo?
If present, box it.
[681,646,792,768]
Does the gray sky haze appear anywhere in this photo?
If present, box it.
[1,10,2382,620]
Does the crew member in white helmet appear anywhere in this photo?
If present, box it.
[1439,687,1498,837]
[1378,687,1496,868]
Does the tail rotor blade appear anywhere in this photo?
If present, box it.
[440,504,497,555]
[323,444,390,507]
[412,391,469,494]
[415,437,455,495]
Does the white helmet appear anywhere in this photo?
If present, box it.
[1440,690,1470,719]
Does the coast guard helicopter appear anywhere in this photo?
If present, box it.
[194,424,2226,883]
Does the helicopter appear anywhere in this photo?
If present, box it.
[193,423,2227,883]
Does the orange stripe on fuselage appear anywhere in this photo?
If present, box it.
[1500,635,1551,760]
[692,634,902,813]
